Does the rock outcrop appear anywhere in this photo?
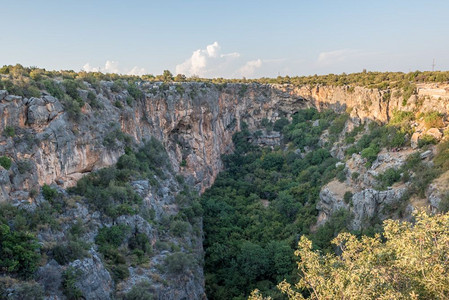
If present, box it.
[2,82,449,200]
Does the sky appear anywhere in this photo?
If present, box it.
[1,0,449,78]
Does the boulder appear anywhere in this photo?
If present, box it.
[70,250,113,300]
[0,90,7,100]
[4,95,22,102]
[411,132,420,149]
[426,128,442,141]
[27,105,49,125]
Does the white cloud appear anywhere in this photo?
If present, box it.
[82,60,146,75]
[82,63,99,73]
[175,42,241,77]
[317,49,362,66]
[236,59,263,77]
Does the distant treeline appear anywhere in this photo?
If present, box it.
[1,64,449,92]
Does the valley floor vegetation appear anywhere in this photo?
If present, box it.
[250,211,449,300]
[201,108,449,299]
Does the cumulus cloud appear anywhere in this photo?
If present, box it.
[175,42,241,77]
[236,59,263,77]
[82,60,146,75]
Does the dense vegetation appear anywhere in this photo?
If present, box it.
[251,211,449,300]
[0,138,202,299]
[201,109,354,299]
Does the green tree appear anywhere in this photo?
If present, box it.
[268,211,449,300]
[0,223,40,278]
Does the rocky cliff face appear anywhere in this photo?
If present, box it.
[1,80,449,298]
[2,81,449,201]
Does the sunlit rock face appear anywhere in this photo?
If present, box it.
[1,81,449,201]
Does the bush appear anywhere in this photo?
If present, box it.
[0,156,12,170]
[62,95,82,121]
[376,168,401,189]
[110,264,130,282]
[273,117,289,132]
[361,146,379,167]
[127,84,144,100]
[418,134,437,148]
[0,223,40,278]
[170,220,190,237]
[96,224,130,248]
[62,267,83,299]
[421,111,444,129]
[329,113,349,136]
[3,126,15,137]
[343,191,353,204]
[128,233,151,254]
[42,184,58,201]
[124,280,155,300]
[165,252,195,274]
[52,240,88,265]
[434,140,449,171]
[43,79,65,99]
[114,100,123,109]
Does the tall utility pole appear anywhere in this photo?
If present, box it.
[432,59,436,71]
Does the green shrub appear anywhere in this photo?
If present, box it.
[3,126,15,137]
[351,172,360,180]
[438,194,449,213]
[434,140,449,171]
[111,80,125,93]
[114,100,123,108]
[329,113,349,136]
[43,79,65,99]
[52,240,88,265]
[170,220,190,237]
[62,95,82,121]
[110,264,130,282]
[62,267,83,299]
[418,134,437,148]
[165,252,195,274]
[421,111,444,129]
[0,156,12,170]
[389,110,415,125]
[343,191,353,204]
[126,96,134,106]
[0,223,40,278]
[96,224,130,248]
[63,79,83,101]
[124,280,155,300]
[103,128,132,150]
[273,117,290,132]
[336,166,346,182]
[127,85,144,100]
[376,168,401,190]
[402,82,416,105]
[128,233,151,254]
[42,184,57,201]
[361,146,379,167]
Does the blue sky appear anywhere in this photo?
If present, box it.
[2,0,448,78]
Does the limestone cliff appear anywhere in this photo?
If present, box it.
[1,79,449,298]
[2,81,449,202]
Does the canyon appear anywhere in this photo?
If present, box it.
[1,79,449,298]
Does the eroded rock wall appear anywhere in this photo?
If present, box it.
[3,82,449,201]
